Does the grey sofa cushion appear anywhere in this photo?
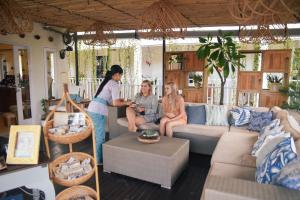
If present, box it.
[117,117,159,130]
[209,162,256,181]
[211,131,258,167]
[173,124,228,138]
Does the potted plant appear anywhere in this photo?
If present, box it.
[193,73,203,88]
[196,31,245,105]
[168,54,184,70]
[267,74,283,92]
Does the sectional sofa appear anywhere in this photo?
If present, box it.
[107,104,300,200]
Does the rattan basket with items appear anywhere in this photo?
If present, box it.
[43,84,100,200]
[56,185,97,200]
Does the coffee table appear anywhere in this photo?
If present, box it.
[103,133,189,189]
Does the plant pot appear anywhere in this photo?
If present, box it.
[194,82,202,88]
[269,83,281,92]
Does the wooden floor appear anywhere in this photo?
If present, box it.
[51,135,211,200]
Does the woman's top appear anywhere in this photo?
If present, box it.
[162,95,187,121]
[133,93,158,123]
[87,80,120,116]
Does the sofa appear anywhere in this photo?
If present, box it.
[108,103,300,200]
[108,103,269,155]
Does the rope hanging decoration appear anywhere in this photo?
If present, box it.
[0,0,33,34]
[83,22,116,46]
[137,0,188,39]
[229,0,300,43]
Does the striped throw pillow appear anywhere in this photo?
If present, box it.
[230,107,251,126]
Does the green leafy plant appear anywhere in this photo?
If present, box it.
[280,67,300,111]
[267,74,283,83]
[193,74,203,87]
[196,31,245,105]
[40,98,48,120]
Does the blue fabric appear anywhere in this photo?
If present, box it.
[88,111,106,164]
[229,107,251,126]
[256,137,297,184]
[248,111,273,132]
[186,105,206,125]
[252,119,282,156]
[274,157,300,190]
[70,94,82,103]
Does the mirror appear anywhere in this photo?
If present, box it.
[46,51,55,99]
[18,49,32,119]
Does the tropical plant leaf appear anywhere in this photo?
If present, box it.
[217,36,222,45]
[210,50,219,60]
[196,45,206,59]
[223,62,230,78]
[199,37,207,43]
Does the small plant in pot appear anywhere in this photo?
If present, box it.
[193,74,203,88]
[267,74,283,92]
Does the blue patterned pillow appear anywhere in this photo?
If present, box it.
[248,111,273,132]
[256,137,297,184]
[229,107,251,126]
[274,157,300,190]
[186,105,206,125]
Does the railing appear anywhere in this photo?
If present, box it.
[69,77,237,105]
[68,77,161,100]
[206,84,237,105]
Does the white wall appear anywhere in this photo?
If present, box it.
[0,23,67,124]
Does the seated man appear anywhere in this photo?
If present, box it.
[126,80,158,132]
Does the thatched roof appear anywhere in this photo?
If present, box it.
[15,0,300,31]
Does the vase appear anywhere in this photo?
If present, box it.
[269,83,281,92]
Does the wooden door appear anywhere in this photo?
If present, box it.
[262,50,291,72]
[260,91,288,107]
[237,72,262,92]
[184,52,204,71]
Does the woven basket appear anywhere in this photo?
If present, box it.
[45,119,92,144]
[56,185,97,200]
[50,152,95,187]
[137,136,160,144]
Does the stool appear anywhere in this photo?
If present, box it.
[3,112,17,127]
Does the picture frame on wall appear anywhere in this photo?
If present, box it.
[6,125,41,165]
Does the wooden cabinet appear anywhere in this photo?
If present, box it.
[183,89,203,103]
[164,70,183,89]
[164,51,205,103]
[262,50,291,72]
[237,72,262,92]
[260,91,288,107]
[183,52,204,71]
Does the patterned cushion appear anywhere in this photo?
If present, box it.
[252,121,283,156]
[186,105,206,125]
[256,137,297,184]
[205,105,229,126]
[248,111,273,132]
[259,119,281,137]
[229,107,251,126]
[274,157,300,190]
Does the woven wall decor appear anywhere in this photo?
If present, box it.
[83,22,116,46]
[0,0,33,34]
[137,0,188,39]
[229,0,299,43]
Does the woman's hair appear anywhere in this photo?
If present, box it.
[139,80,152,96]
[164,82,178,112]
[165,82,178,97]
[94,65,123,98]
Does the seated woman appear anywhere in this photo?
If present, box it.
[160,82,187,137]
[126,80,158,132]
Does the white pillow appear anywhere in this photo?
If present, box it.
[205,105,229,126]
[288,115,300,132]
[53,112,69,127]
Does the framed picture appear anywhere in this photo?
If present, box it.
[6,125,41,165]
